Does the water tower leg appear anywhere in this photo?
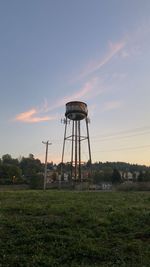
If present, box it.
[86,117,92,164]
[75,120,78,181]
[71,120,74,180]
[61,119,68,178]
[86,118,92,184]
[78,120,81,181]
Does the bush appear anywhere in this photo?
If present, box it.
[116,182,150,191]
[0,178,12,185]
[29,175,44,189]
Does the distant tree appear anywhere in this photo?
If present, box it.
[19,154,42,182]
[0,161,3,180]
[47,161,54,170]
[2,154,12,164]
[103,167,113,182]
[143,171,150,182]
[52,172,57,182]
[2,154,19,166]
[93,171,104,183]
[138,171,144,182]
[93,168,113,183]
[132,172,137,182]
[0,164,22,184]
[111,168,122,184]
[29,154,34,160]
[86,160,91,168]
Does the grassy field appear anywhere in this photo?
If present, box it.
[0,190,150,267]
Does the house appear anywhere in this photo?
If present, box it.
[120,171,140,182]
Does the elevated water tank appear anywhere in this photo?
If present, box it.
[65,101,88,120]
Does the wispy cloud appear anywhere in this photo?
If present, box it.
[38,98,50,113]
[14,77,103,123]
[14,38,126,124]
[15,108,56,123]
[75,40,126,81]
[120,20,150,59]
[46,76,103,111]
[103,101,122,112]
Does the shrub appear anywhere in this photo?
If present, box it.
[116,182,150,191]
[29,174,44,189]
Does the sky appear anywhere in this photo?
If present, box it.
[0,0,150,166]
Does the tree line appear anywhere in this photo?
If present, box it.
[0,154,150,185]
[91,161,150,183]
[0,154,43,185]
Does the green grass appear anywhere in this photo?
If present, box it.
[0,191,150,267]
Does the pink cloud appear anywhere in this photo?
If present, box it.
[14,75,107,124]
[15,108,55,123]
[38,98,50,113]
[14,79,97,124]
[67,77,99,100]
[46,77,100,112]
[76,40,126,80]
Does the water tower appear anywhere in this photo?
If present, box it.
[61,101,91,181]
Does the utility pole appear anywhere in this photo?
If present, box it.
[61,118,70,178]
[42,141,52,190]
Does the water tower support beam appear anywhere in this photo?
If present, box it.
[75,120,78,181]
[78,120,81,181]
[86,118,92,165]
[71,120,74,179]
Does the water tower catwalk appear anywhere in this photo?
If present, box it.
[61,101,91,181]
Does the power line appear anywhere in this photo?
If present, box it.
[93,144,150,153]
[91,130,150,142]
[50,131,150,145]
[50,125,150,143]
[92,125,150,138]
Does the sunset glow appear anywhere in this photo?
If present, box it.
[0,1,150,166]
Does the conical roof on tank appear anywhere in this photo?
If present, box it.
[65,101,88,120]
